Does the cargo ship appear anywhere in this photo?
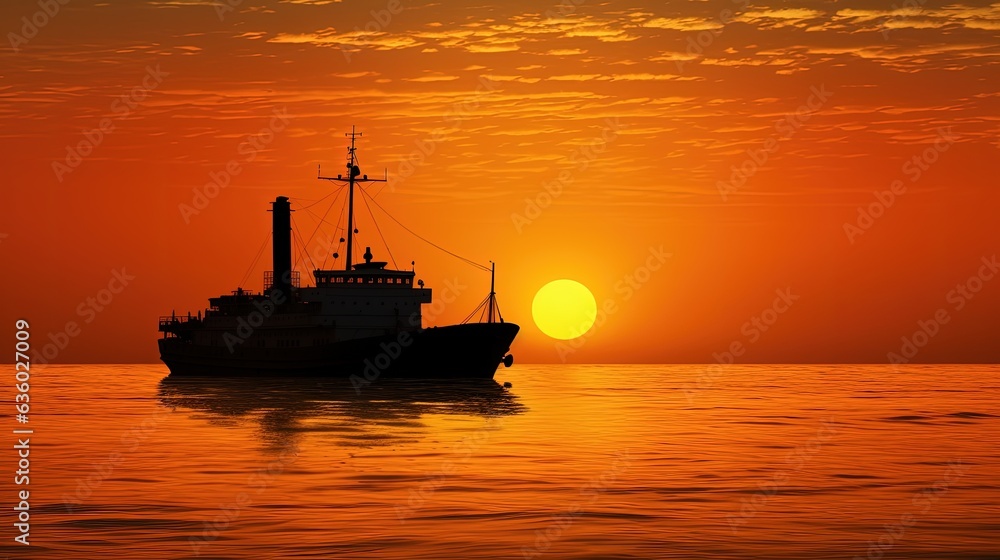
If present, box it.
[158,129,518,379]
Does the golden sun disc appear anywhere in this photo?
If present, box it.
[531,279,597,340]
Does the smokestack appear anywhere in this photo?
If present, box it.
[271,196,292,298]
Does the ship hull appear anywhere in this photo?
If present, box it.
[159,322,519,379]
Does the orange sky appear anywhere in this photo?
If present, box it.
[1,0,998,364]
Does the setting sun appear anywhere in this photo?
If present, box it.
[531,279,597,340]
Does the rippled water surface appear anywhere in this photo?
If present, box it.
[3,364,999,559]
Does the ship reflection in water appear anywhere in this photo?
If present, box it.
[157,375,526,449]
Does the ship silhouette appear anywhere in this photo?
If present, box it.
[158,129,518,379]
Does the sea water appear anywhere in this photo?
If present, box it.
[2,364,997,559]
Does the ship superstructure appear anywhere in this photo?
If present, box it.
[158,129,518,378]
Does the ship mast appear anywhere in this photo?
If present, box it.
[318,126,387,271]
[345,128,359,271]
[488,261,495,323]
[460,260,505,325]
